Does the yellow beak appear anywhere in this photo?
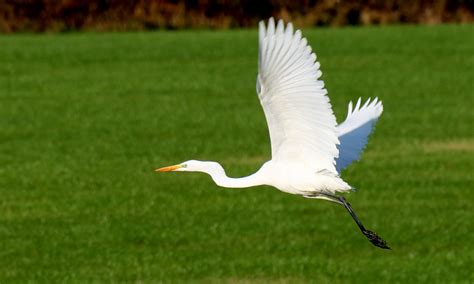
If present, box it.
[155,164,182,172]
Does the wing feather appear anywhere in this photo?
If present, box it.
[336,97,383,172]
[257,18,339,173]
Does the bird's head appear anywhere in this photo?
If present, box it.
[155,160,222,174]
[155,160,197,172]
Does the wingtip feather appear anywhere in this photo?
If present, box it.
[286,22,293,35]
[347,101,353,118]
[276,19,284,34]
[355,97,362,110]
[268,17,275,35]
[362,97,371,109]
[295,29,302,40]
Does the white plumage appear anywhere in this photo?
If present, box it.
[157,18,389,248]
[336,97,383,172]
[158,17,383,195]
[257,18,339,175]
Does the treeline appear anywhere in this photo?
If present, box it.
[1,0,473,33]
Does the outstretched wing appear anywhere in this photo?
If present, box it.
[257,18,339,173]
[336,97,383,172]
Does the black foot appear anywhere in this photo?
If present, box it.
[363,230,390,249]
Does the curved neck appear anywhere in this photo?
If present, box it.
[202,162,265,188]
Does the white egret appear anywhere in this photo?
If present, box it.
[157,18,389,249]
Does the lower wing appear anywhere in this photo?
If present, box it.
[335,97,383,173]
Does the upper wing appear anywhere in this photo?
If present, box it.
[336,97,383,172]
[257,18,339,173]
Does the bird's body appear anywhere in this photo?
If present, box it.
[177,160,342,195]
[193,160,350,196]
[157,18,389,249]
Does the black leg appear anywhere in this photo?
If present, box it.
[314,192,391,250]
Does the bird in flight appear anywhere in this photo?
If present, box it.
[157,18,389,249]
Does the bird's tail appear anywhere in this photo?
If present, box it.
[314,169,353,194]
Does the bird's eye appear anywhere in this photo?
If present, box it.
[181,164,187,168]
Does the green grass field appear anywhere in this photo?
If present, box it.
[1,24,473,283]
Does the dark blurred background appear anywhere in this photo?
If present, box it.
[0,0,473,32]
